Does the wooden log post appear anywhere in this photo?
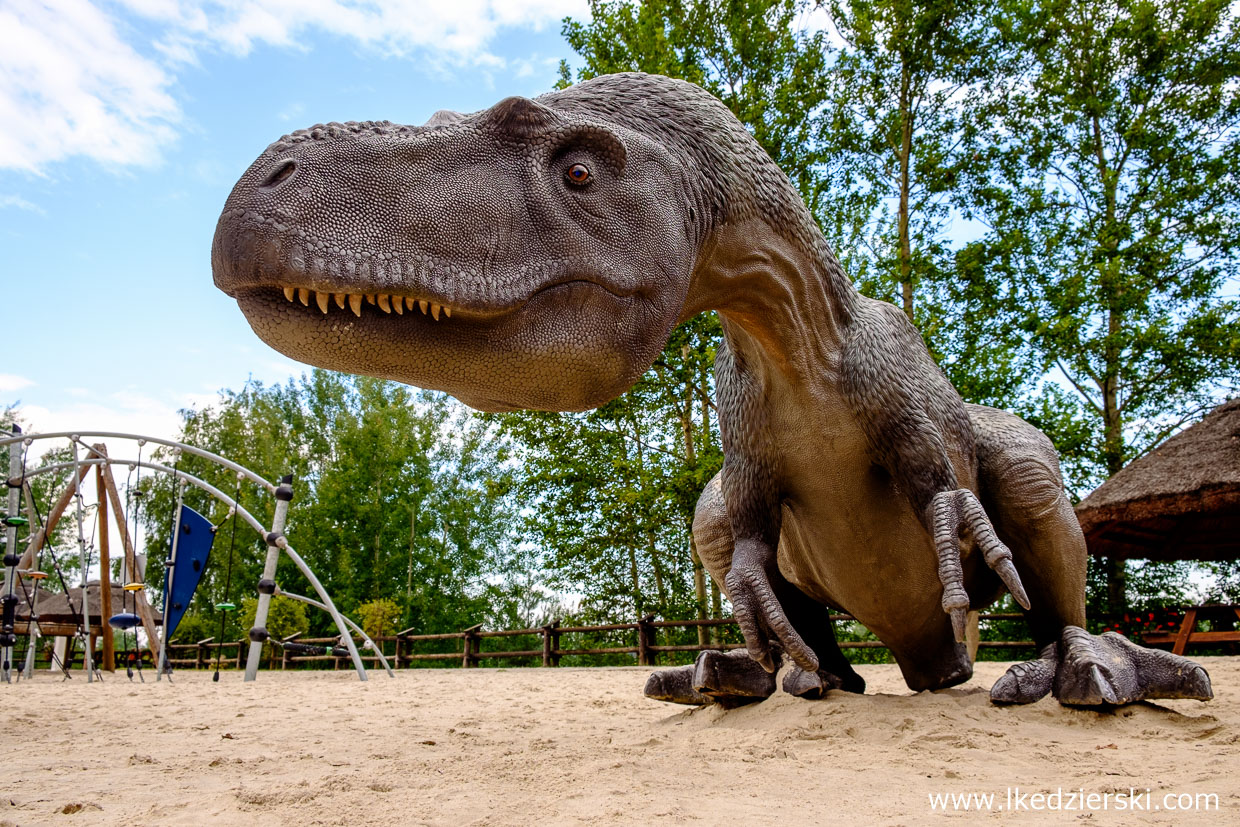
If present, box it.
[95,467,115,672]
[637,615,656,667]
[195,637,213,670]
[461,623,482,668]
[93,447,161,664]
[541,621,555,667]
[236,638,245,670]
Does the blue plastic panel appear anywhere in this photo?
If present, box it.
[161,504,216,640]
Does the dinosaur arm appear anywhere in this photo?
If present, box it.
[716,337,819,673]
[841,302,1029,638]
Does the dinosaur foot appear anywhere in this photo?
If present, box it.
[991,626,1213,706]
[643,649,775,708]
[643,663,711,706]
[782,665,866,700]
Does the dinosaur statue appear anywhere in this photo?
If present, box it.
[212,72,1212,708]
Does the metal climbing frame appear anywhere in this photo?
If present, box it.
[0,430,389,682]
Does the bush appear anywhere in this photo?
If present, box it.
[240,595,310,643]
[357,598,401,640]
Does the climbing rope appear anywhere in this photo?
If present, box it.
[212,475,243,682]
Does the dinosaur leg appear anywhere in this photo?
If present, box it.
[644,474,866,707]
[970,406,1212,705]
[775,583,865,699]
[644,474,775,707]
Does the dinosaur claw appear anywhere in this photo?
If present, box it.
[1089,665,1119,705]
[995,560,1031,610]
[644,664,711,706]
[1182,666,1214,701]
[951,607,968,643]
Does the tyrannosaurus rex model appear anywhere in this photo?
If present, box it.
[213,72,1212,708]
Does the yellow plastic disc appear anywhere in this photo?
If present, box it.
[122,582,145,591]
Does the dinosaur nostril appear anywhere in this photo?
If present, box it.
[260,160,297,189]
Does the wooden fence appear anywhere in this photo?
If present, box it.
[17,607,1236,673]
[150,612,1035,672]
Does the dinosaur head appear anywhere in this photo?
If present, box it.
[212,92,696,412]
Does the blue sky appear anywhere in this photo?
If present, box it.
[1,0,587,441]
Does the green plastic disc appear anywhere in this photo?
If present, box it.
[214,602,237,612]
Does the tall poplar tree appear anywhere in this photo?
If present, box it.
[975,0,1240,608]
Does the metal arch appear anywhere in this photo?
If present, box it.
[0,431,276,494]
[9,455,372,681]
[276,589,395,677]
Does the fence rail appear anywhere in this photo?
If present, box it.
[18,608,1229,674]
[155,612,1037,671]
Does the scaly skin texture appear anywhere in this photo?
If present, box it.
[214,72,1211,707]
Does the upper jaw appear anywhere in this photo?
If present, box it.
[212,209,624,321]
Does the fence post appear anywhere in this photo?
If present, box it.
[195,637,213,670]
[541,622,555,667]
[461,623,482,668]
[396,626,419,670]
[236,639,245,670]
[637,615,656,666]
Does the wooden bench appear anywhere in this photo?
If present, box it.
[1142,605,1240,655]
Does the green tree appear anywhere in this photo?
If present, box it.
[139,371,516,637]
[975,0,1240,608]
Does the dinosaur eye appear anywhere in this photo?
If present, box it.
[565,163,591,185]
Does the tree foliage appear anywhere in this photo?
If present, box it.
[137,372,516,637]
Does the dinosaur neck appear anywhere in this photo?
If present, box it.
[683,219,854,381]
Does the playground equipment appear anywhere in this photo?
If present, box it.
[0,429,392,682]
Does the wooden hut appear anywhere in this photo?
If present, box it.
[1075,398,1240,562]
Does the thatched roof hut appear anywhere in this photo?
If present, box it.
[1075,398,1240,562]
[26,581,162,629]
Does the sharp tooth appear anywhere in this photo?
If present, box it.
[419,300,428,315]
[365,294,376,305]
[443,307,451,318]
[349,294,363,317]
[431,303,441,321]
[334,293,346,309]
[316,291,329,314]
[393,297,404,315]
[378,294,391,313]
[405,297,415,310]
[298,288,310,305]
[283,286,296,302]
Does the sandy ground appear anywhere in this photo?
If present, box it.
[2,657,1237,826]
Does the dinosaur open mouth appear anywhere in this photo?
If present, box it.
[277,285,454,320]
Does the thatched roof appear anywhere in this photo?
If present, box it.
[31,581,162,626]
[1076,398,1240,561]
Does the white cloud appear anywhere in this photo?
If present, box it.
[0,373,35,392]
[0,194,46,214]
[0,0,181,172]
[0,0,588,172]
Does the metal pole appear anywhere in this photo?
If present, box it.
[276,587,393,677]
[245,474,293,682]
[1,425,22,682]
[157,465,185,681]
[70,438,94,681]
[21,481,46,679]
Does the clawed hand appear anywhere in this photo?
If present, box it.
[929,489,1030,641]
[725,539,819,674]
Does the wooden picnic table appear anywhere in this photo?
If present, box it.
[1143,604,1240,655]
